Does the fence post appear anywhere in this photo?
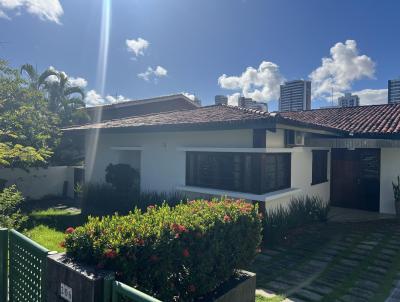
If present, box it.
[103,274,115,302]
[0,229,8,302]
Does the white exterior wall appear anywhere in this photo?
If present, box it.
[86,129,253,191]
[0,166,76,199]
[380,148,400,214]
[86,129,331,211]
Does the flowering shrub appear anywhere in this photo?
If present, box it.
[65,199,262,301]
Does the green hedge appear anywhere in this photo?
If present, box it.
[65,199,262,301]
[263,195,329,246]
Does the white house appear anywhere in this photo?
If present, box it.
[64,96,400,214]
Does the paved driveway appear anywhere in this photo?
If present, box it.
[252,219,400,302]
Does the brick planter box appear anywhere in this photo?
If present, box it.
[197,270,256,302]
[46,253,113,302]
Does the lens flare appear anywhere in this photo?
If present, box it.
[86,0,112,182]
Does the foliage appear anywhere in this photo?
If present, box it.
[20,63,90,165]
[79,183,118,215]
[263,196,329,246]
[134,191,187,210]
[0,185,27,229]
[65,200,262,301]
[20,63,88,126]
[0,60,59,168]
[392,176,400,203]
[105,163,140,193]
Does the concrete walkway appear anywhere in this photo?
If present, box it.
[328,207,395,223]
[253,219,400,302]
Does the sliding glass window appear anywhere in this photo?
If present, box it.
[186,152,291,194]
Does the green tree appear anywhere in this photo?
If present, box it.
[20,63,58,90]
[0,60,59,168]
[43,71,87,125]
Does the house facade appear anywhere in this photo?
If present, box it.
[65,101,400,214]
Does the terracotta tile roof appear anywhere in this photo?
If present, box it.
[64,105,275,131]
[64,102,400,137]
[279,103,400,135]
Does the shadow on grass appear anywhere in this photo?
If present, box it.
[25,208,86,232]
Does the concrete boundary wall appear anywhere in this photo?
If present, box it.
[0,166,82,199]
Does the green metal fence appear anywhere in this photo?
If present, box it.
[0,229,50,302]
[0,229,8,302]
[104,276,162,302]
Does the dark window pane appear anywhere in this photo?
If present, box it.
[312,150,328,185]
[186,152,291,194]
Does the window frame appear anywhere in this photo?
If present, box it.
[185,151,291,195]
[311,150,329,185]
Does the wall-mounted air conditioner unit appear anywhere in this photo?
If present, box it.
[285,130,305,147]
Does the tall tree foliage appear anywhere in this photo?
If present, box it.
[0,60,59,168]
[20,64,89,165]
[20,64,88,126]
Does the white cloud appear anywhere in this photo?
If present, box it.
[218,61,285,102]
[68,77,88,88]
[309,40,376,98]
[138,65,168,82]
[45,66,88,88]
[84,90,131,107]
[0,0,63,23]
[353,88,388,105]
[227,93,241,106]
[126,38,149,57]
[181,92,196,101]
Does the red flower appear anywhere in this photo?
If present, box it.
[65,227,75,234]
[223,215,231,222]
[188,284,196,293]
[137,239,145,246]
[59,241,65,248]
[104,249,117,259]
[182,248,190,258]
[150,255,159,262]
[171,223,187,234]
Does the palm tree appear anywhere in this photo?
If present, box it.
[20,64,58,90]
[43,71,86,125]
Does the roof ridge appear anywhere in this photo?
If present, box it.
[221,104,275,117]
[85,93,199,110]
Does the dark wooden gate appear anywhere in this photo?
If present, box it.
[331,148,380,212]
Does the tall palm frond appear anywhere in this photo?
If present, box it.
[38,69,59,88]
[64,86,85,100]
[20,64,38,87]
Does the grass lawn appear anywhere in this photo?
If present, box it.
[23,206,83,252]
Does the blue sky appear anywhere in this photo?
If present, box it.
[0,0,399,110]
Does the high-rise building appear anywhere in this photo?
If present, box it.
[239,97,268,112]
[279,80,311,112]
[338,92,360,107]
[215,95,228,105]
[388,78,400,104]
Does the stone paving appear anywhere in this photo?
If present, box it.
[251,220,400,302]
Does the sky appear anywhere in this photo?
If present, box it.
[0,0,399,111]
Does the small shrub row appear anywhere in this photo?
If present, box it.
[79,183,188,216]
[263,195,329,246]
[64,199,262,301]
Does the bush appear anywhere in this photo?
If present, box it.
[65,199,262,301]
[105,163,140,193]
[79,183,121,215]
[0,185,27,229]
[134,191,188,210]
[263,196,329,246]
